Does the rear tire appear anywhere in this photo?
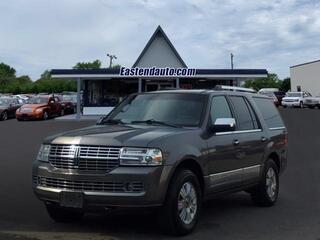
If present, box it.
[45,203,84,222]
[158,169,201,236]
[251,159,279,207]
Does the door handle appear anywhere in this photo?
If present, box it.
[233,139,239,146]
[261,137,267,142]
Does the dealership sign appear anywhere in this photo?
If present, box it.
[120,67,196,77]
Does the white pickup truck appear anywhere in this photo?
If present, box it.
[281,91,312,108]
[303,95,320,109]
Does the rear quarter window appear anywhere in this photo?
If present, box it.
[253,97,284,129]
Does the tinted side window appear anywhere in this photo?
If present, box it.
[210,96,232,124]
[229,96,257,130]
[253,97,284,128]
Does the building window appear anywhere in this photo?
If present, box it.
[84,79,138,107]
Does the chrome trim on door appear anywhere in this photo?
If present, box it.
[269,127,286,131]
[209,165,261,187]
[243,165,261,181]
[215,129,262,136]
[209,168,242,187]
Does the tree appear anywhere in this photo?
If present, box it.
[109,64,121,69]
[244,73,281,91]
[279,77,291,92]
[73,59,102,69]
[0,62,16,78]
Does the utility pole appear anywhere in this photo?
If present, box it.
[107,53,117,68]
[230,53,234,69]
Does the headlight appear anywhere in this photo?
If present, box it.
[119,147,163,166]
[36,144,51,162]
[35,108,43,113]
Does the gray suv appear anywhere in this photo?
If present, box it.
[33,90,288,235]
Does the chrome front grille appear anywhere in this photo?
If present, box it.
[49,144,120,172]
[33,176,144,193]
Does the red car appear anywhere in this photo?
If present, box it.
[16,95,63,120]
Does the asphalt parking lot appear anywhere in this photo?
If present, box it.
[1,108,320,240]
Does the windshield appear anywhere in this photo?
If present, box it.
[62,95,77,102]
[27,97,48,104]
[286,92,302,97]
[0,98,10,105]
[260,92,275,97]
[107,93,206,127]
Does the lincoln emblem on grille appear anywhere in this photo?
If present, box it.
[73,145,81,168]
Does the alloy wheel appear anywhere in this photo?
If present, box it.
[178,182,198,225]
[266,168,277,200]
[2,111,7,120]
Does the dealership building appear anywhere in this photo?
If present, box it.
[51,26,268,117]
[290,60,320,96]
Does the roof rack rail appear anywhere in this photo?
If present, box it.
[214,85,256,93]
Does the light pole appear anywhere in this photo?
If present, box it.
[230,53,234,69]
[107,53,117,68]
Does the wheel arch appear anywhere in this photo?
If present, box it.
[168,158,205,196]
[267,152,281,172]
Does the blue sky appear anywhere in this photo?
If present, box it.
[0,0,319,80]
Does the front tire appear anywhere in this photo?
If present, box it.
[251,159,279,207]
[45,203,84,222]
[1,111,8,121]
[158,169,201,236]
[300,101,304,108]
[43,111,49,120]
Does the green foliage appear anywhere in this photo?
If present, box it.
[279,78,291,92]
[0,65,76,94]
[73,59,102,69]
[109,64,121,69]
[243,73,290,91]
[0,62,16,78]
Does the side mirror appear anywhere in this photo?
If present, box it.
[210,118,236,133]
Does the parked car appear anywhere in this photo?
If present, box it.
[273,91,286,106]
[258,88,279,93]
[303,95,320,109]
[0,97,22,120]
[60,94,77,114]
[33,90,288,236]
[282,91,311,108]
[16,95,63,120]
[13,94,29,104]
[259,91,280,107]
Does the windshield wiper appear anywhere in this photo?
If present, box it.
[98,118,124,125]
[130,119,180,128]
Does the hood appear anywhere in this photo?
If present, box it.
[21,104,47,109]
[44,124,189,147]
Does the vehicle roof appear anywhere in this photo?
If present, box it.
[142,89,269,99]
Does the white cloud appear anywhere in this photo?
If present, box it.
[0,0,319,80]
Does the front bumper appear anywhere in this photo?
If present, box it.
[281,101,300,107]
[32,162,172,208]
[16,112,43,120]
